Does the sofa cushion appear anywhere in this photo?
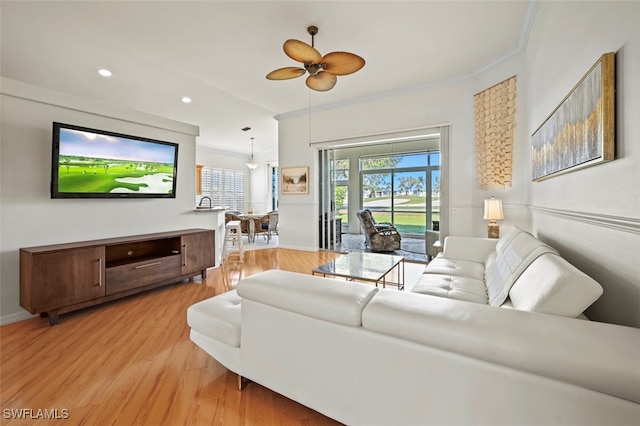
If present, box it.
[508,253,603,317]
[237,270,378,326]
[484,229,558,306]
[187,290,242,347]
[412,274,488,304]
[423,257,485,280]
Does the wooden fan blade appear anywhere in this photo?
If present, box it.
[266,67,306,80]
[306,72,337,92]
[321,51,365,76]
[283,39,322,64]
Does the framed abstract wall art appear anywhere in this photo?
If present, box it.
[281,166,309,194]
[531,52,615,181]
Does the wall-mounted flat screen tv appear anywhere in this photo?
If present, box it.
[51,122,178,199]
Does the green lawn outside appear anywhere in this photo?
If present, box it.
[365,195,439,232]
[336,196,440,233]
[369,210,439,235]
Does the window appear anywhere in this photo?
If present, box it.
[334,159,349,180]
[271,165,279,211]
[200,167,245,212]
[317,126,449,242]
[360,151,440,236]
[335,186,349,224]
[334,159,349,224]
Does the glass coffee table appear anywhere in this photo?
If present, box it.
[312,252,406,290]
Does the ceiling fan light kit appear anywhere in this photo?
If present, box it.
[266,26,365,91]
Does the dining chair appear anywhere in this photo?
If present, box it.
[254,211,278,243]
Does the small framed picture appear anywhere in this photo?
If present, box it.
[281,166,309,194]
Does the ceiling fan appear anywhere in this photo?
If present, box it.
[266,26,365,92]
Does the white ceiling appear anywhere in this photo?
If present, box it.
[1,1,534,157]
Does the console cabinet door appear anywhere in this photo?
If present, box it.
[30,247,106,313]
[181,231,214,275]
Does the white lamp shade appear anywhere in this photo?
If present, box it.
[483,198,504,221]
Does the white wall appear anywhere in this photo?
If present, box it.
[525,1,640,327]
[277,115,318,250]
[277,2,639,327]
[0,78,218,324]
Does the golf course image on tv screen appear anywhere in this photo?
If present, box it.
[51,123,178,198]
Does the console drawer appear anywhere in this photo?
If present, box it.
[106,254,181,295]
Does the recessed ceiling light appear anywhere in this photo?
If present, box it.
[181,97,192,104]
[98,69,112,77]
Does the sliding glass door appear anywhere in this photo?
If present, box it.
[318,149,340,249]
[317,127,448,250]
[361,152,439,238]
[362,170,392,223]
[393,170,427,235]
[430,160,441,231]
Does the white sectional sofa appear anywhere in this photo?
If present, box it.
[187,227,640,425]
[412,225,604,318]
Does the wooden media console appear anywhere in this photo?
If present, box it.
[20,228,215,325]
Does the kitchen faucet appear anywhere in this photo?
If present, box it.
[198,196,212,208]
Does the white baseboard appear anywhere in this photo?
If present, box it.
[0,310,36,326]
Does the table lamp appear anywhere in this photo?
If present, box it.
[483,197,504,238]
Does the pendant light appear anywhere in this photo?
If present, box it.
[246,137,258,170]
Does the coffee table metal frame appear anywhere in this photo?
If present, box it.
[312,252,405,290]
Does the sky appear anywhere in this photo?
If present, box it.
[58,128,177,164]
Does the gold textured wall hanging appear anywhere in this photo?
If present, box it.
[474,76,517,189]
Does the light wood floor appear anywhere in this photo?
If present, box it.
[0,248,344,426]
